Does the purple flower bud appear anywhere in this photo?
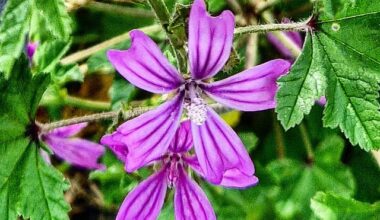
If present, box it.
[26,42,38,60]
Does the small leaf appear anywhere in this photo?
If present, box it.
[33,40,71,73]
[311,192,380,220]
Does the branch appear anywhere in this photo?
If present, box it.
[60,24,161,65]
[39,103,229,132]
[147,0,188,73]
[234,20,310,36]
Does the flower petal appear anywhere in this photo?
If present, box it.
[188,0,234,80]
[100,132,128,162]
[174,165,216,220]
[169,120,193,153]
[202,59,291,111]
[49,122,88,138]
[43,136,105,170]
[191,107,254,183]
[185,156,258,188]
[117,93,184,172]
[218,168,259,188]
[116,168,167,220]
[107,30,183,94]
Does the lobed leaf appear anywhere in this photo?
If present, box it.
[276,0,380,150]
[0,58,70,220]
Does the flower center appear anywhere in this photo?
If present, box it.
[164,153,182,188]
[183,81,208,125]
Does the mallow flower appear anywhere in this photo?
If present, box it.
[108,121,258,220]
[103,0,290,183]
[26,42,38,60]
[41,123,105,170]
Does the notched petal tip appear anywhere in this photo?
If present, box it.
[189,0,235,80]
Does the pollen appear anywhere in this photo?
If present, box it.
[184,97,208,125]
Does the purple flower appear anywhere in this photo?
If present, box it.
[111,121,258,220]
[41,123,105,170]
[26,42,38,60]
[104,0,290,183]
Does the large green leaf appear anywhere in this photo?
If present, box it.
[0,58,70,220]
[311,192,380,220]
[32,0,72,40]
[276,0,380,150]
[0,0,32,74]
[267,135,355,219]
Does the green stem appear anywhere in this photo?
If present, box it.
[273,111,286,159]
[299,123,314,162]
[39,103,227,132]
[261,11,302,57]
[234,19,310,36]
[65,95,111,111]
[147,0,188,73]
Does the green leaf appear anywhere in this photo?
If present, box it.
[267,135,355,218]
[110,75,137,109]
[32,0,72,40]
[238,131,258,152]
[0,0,32,74]
[33,40,71,73]
[311,192,380,220]
[276,33,327,129]
[276,0,380,150]
[0,58,70,220]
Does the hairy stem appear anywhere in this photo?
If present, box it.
[39,103,228,132]
[299,123,314,162]
[64,95,111,111]
[40,106,153,132]
[60,24,161,65]
[234,20,309,36]
[147,0,188,74]
[261,11,302,57]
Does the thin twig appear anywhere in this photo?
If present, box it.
[60,24,161,65]
[147,0,188,73]
[39,103,228,132]
[261,11,302,57]
[234,20,310,36]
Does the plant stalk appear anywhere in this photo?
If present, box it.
[39,103,228,132]
[147,0,188,73]
[299,123,314,162]
[234,20,309,36]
